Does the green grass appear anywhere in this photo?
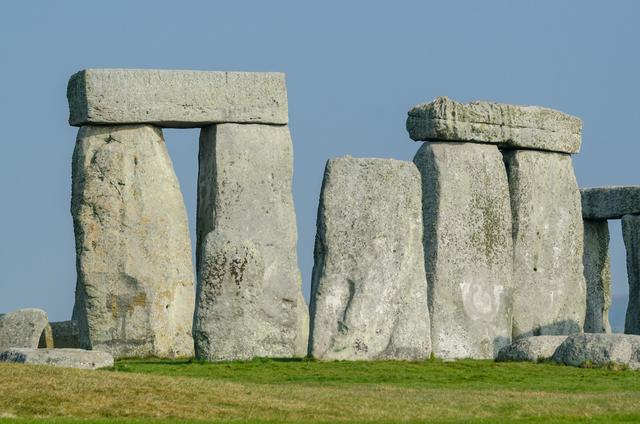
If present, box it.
[1,358,639,423]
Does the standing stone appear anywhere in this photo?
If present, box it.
[50,321,81,348]
[72,125,195,358]
[195,123,308,360]
[583,220,612,333]
[504,150,586,338]
[414,142,513,359]
[309,157,431,361]
[622,214,640,334]
[0,309,49,350]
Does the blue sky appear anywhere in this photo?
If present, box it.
[1,1,639,329]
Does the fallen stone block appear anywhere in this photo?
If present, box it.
[194,124,308,360]
[504,150,586,338]
[552,334,640,370]
[583,220,612,333]
[622,214,640,334]
[407,97,582,154]
[67,69,288,127]
[0,348,113,370]
[581,186,640,220]
[308,157,431,360]
[413,142,513,359]
[497,335,568,362]
[0,309,48,350]
[71,125,195,358]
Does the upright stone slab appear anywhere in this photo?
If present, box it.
[194,123,308,360]
[407,97,582,154]
[622,214,640,334]
[0,309,48,350]
[309,157,431,361]
[504,150,586,338]
[583,220,612,333]
[413,142,513,359]
[72,125,195,358]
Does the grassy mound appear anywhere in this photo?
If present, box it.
[0,358,639,423]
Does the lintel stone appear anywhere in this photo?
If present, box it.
[581,186,640,220]
[406,96,582,154]
[68,69,289,127]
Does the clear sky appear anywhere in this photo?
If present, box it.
[1,1,639,330]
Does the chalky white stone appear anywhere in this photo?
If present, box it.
[71,125,195,358]
[407,97,582,154]
[309,157,431,360]
[504,150,586,339]
[194,123,308,360]
[413,142,513,359]
[583,220,612,334]
[68,69,288,127]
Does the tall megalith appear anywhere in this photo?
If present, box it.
[583,219,612,333]
[71,125,195,358]
[504,150,586,338]
[413,142,513,359]
[622,214,640,334]
[194,123,308,360]
[308,157,431,361]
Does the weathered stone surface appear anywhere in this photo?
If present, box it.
[504,150,586,338]
[68,69,288,127]
[407,96,582,154]
[71,125,195,358]
[38,324,54,348]
[0,309,48,350]
[195,123,308,360]
[308,157,431,361]
[413,142,513,359]
[581,186,640,220]
[622,214,640,334]
[552,334,640,370]
[583,220,612,333]
[496,335,568,362]
[0,348,114,370]
[50,321,81,348]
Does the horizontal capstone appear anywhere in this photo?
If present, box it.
[581,186,640,220]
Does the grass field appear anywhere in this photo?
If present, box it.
[0,358,639,423]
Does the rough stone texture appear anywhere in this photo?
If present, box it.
[581,186,640,220]
[496,335,568,362]
[50,321,81,348]
[38,324,54,348]
[0,309,49,350]
[504,150,586,339]
[195,123,308,360]
[622,214,640,334]
[413,142,513,359]
[308,157,431,361]
[552,334,640,370]
[0,348,114,370]
[407,97,582,154]
[68,69,288,127]
[71,125,195,358]
[583,220,612,334]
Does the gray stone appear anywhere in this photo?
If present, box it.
[496,335,568,362]
[581,186,640,220]
[308,157,431,361]
[37,324,54,348]
[407,96,582,154]
[195,123,308,360]
[50,321,81,348]
[68,69,288,127]
[583,220,612,333]
[0,309,48,350]
[504,150,586,338]
[622,214,640,334]
[413,142,513,359]
[0,348,114,370]
[552,334,640,370]
[71,125,195,358]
